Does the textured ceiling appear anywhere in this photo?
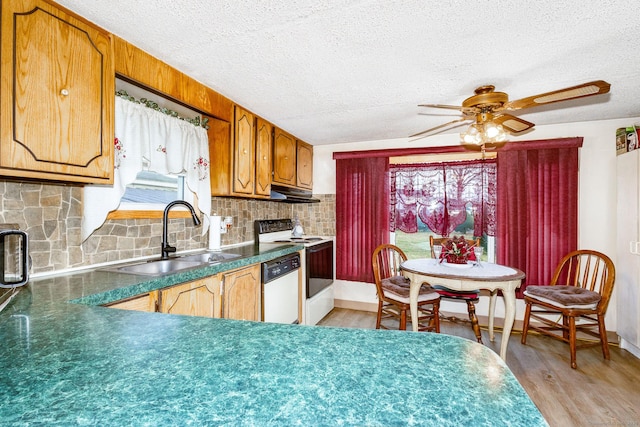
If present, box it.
[56,0,640,145]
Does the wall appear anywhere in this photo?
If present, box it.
[313,116,640,331]
[0,180,334,276]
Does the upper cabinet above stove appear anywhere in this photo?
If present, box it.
[0,0,114,184]
[273,127,313,191]
[296,140,313,190]
[210,111,314,200]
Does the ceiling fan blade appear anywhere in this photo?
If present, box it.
[409,117,470,139]
[419,104,479,114]
[504,80,610,111]
[493,114,535,133]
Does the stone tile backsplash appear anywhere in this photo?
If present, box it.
[0,181,335,275]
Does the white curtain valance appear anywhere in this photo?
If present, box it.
[82,96,211,241]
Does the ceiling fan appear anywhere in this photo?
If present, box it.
[411,80,611,151]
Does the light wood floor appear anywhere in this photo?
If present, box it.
[318,308,640,427]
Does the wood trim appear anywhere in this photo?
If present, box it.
[333,137,584,159]
[106,210,192,220]
[334,299,378,312]
[112,35,233,122]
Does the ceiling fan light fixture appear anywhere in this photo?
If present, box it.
[460,123,483,145]
[460,120,507,146]
[484,121,504,139]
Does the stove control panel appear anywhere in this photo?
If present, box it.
[255,219,293,238]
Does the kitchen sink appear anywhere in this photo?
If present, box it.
[178,252,241,263]
[105,259,206,276]
[100,252,241,276]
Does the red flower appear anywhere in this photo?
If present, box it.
[442,236,473,264]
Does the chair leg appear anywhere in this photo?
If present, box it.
[467,301,483,343]
[400,308,407,330]
[598,314,611,361]
[521,302,532,344]
[375,300,383,329]
[433,301,440,333]
[569,316,578,369]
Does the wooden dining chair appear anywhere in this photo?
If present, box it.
[521,249,616,369]
[429,235,483,343]
[371,244,440,332]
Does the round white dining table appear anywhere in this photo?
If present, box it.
[401,258,525,360]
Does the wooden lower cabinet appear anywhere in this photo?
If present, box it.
[104,263,262,321]
[221,264,261,321]
[106,291,158,312]
[158,276,221,318]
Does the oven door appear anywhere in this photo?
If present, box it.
[305,240,334,299]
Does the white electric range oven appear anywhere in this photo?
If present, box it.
[254,219,334,325]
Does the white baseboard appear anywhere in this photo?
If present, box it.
[619,337,640,359]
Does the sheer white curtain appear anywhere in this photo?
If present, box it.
[82,96,211,241]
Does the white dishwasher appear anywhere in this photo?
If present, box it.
[261,253,300,324]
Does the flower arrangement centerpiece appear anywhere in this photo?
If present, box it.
[441,236,473,264]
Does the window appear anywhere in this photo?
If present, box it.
[100,78,209,223]
[389,159,497,262]
[392,207,496,262]
[120,171,185,206]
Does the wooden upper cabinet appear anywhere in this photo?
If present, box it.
[255,118,272,197]
[209,106,272,199]
[296,140,313,189]
[232,106,255,195]
[272,127,297,187]
[222,264,261,321]
[113,36,233,123]
[208,114,232,196]
[0,0,114,184]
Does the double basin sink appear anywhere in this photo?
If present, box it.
[102,252,241,276]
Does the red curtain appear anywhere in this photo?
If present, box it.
[496,140,580,297]
[390,160,496,237]
[335,157,390,282]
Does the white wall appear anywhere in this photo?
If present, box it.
[313,117,640,330]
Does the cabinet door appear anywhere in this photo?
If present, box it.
[296,140,313,189]
[255,118,272,197]
[272,127,297,187]
[159,276,221,318]
[106,291,158,312]
[0,0,114,184]
[232,106,255,195]
[208,115,232,196]
[222,264,261,321]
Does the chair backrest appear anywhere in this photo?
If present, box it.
[429,235,480,258]
[551,249,616,313]
[372,244,408,295]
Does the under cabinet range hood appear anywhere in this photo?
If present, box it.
[270,185,320,203]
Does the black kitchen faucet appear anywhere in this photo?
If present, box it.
[161,200,201,260]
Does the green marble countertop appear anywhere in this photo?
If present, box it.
[0,243,548,426]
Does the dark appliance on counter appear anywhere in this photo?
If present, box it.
[0,224,29,313]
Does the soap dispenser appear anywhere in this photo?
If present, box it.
[292,218,304,238]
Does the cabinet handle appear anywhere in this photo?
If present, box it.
[243,149,248,154]
[263,156,267,160]
[60,89,69,96]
